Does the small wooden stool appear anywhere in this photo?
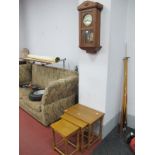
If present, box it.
[51,119,80,155]
[61,113,89,151]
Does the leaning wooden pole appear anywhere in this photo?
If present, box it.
[120,57,129,133]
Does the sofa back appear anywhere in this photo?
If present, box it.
[32,64,78,88]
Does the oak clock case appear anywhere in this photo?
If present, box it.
[78,1,103,53]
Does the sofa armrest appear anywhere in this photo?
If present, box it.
[19,63,32,84]
[41,76,78,105]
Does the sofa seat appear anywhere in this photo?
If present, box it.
[19,87,32,99]
[19,88,41,112]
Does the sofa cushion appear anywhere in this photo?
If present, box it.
[32,64,56,88]
[19,87,32,100]
[32,64,77,88]
[19,88,41,112]
[19,64,32,84]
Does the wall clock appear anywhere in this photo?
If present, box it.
[77,1,103,53]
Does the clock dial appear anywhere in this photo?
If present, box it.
[83,14,92,26]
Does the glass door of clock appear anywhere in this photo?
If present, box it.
[82,30,94,44]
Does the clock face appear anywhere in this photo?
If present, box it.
[83,14,93,26]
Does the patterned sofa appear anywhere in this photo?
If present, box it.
[19,64,78,126]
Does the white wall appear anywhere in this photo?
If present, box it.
[105,0,128,124]
[79,0,135,135]
[105,0,135,129]
[126,0,135,127]
[20,0,135,134]
[19,0,26,57]
[78,0,111,114]
[19,0,79,70]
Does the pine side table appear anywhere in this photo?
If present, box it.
[61,113,89,151]
[51,119,80,155]
[64,104,104,147]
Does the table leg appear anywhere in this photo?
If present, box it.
[64,138,68,155]
[77,131,80,151]
[80,129,84,151]
[99,116,103,139]
[52,128,56,150]
[88,125,92,147]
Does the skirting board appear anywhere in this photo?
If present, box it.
[127,114,135,129]
[103,113,120,138]
[102,113,135,138]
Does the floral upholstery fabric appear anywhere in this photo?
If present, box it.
[19,64,32,84]
[32,64,77,88]
[19,87,32,100]
[42,94,76,125]
[42,76,78,105]
[19,64,78,126]
[19,88,41,112]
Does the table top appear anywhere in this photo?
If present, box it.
[64,104,104,124]
[61,113,88,129]
[51,119,79,138]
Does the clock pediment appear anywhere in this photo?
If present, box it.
[78,1,103,11]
